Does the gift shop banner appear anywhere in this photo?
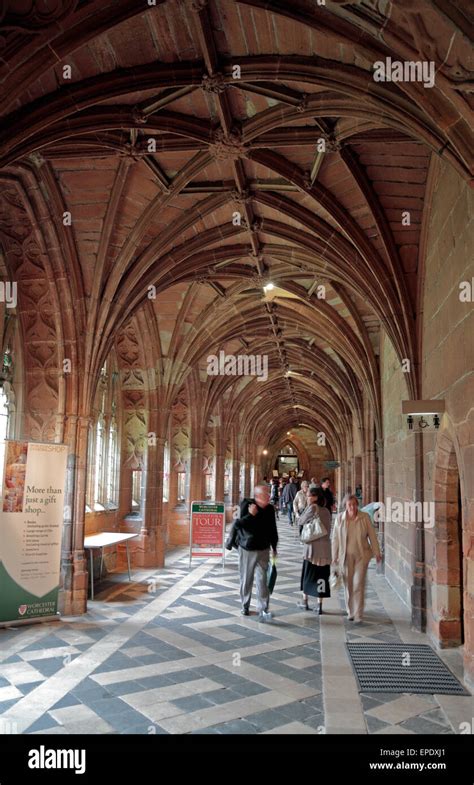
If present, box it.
[0,441,68,625]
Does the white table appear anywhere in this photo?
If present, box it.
[84,532,139,599]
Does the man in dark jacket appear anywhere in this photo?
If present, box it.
[281,476,298,526]
[235,485,278,621]
[321,477,335,511]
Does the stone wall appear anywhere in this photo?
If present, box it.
[380,331,417,607]
[420,159,474,685]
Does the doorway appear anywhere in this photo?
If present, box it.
[276,454,299,475]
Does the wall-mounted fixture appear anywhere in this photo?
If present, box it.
[402,401,445,432]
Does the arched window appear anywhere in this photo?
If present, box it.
[131,469,143,511]
[106,415,118,507]
[93,413,105,510]
[87,359,120,513]
[177,470,186,502]
[224,461,230,497]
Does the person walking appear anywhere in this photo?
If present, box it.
[320,477,335,512]
[332,494,381,623]
[298,487,332,614]
[293,480,309,534]
[281,476,298,526]
[270,477,280,519]
[234,485,278,621]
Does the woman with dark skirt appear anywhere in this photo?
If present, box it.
[298,487,332,614]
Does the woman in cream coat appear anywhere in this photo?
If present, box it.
[332,494,381,622]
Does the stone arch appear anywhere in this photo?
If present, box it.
[427,418,467,653]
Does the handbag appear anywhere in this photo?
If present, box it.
[225,522,239,550]
[330,567,343,590]
[300,512,327,543]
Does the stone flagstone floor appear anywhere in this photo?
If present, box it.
[0,515,472,735]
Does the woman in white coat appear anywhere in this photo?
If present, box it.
[332,494,381,622]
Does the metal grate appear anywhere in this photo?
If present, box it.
[346,643,469,695]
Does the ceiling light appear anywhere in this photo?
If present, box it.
[263,282,274,292]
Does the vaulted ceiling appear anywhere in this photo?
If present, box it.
[0,0,472,455]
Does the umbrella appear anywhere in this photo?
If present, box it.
[361,502,382,526]
[267,557,277,594]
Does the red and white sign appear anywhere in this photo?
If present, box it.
[190,501,225,561]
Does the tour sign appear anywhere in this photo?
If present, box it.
[190,501,225,566]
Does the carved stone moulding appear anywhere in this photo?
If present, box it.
[190,0,208,11]
[121,369,146,389]
[0,0,79,32]
[123,399,146,419]
[231,188,251,205]
[201,72,227,94]
[296,93,309,113]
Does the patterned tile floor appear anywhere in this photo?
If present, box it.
[0,515,472,734]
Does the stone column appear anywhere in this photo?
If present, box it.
[375,437,385,574]
[169,465,178,508]
[60,414,90,615]
[231,429,240,505]
[189,445,205,507]
[411,431,426,632]
[214,415,225,502]
[243,451,252,498]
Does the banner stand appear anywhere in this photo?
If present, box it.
[0,440,68,627]
[0,614,60,629]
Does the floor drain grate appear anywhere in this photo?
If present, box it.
[346,643,469,695]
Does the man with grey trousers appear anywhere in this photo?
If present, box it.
[235,485,278,622]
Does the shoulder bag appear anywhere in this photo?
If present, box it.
[300,511,327,543]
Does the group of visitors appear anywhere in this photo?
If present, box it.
[268,475,335,526]
[227,478,381,624]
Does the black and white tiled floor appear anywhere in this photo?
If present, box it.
[0,516,471,734]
